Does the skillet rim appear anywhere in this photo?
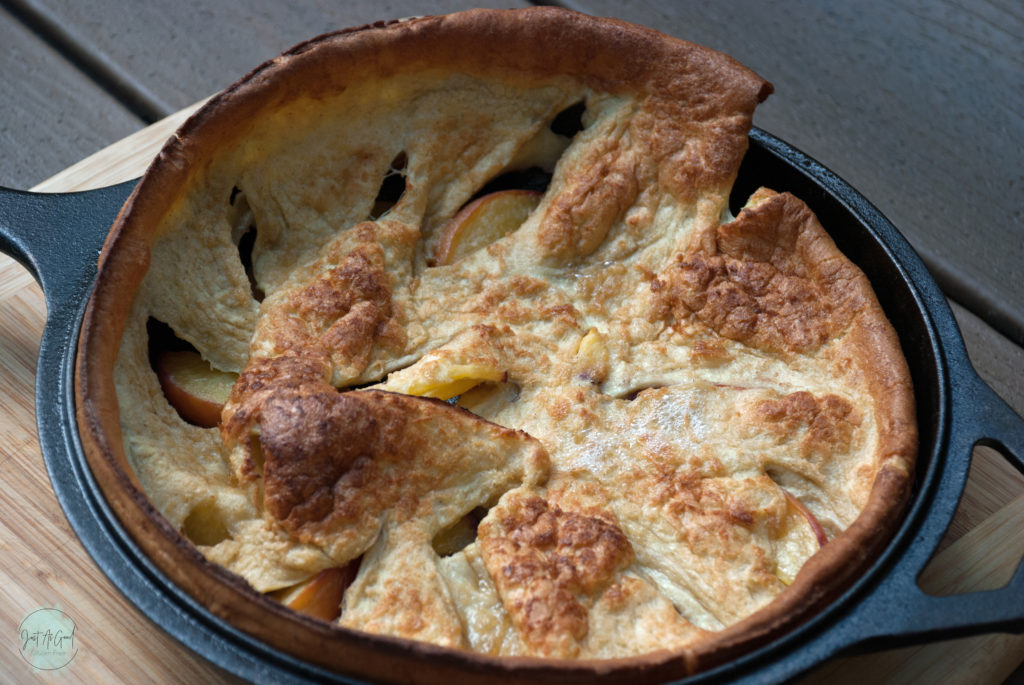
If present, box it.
[70,8,920,683]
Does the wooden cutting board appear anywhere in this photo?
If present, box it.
[1,107,1022,684]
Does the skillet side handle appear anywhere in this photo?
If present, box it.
[0,187,41,277]
[0,182,136,309]
[841,365,1024,649]
[970,377,1024,477]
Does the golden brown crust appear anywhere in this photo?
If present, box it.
[753,391,862,460]
[479,493,634,657]
[71,6,915,683]
[656,189,869,353]
[537,140,640,263]
[256,221,415,380]
[260,389,549,544]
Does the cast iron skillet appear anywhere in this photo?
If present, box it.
[1,127,1023,683]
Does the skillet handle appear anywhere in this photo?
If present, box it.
[0,182,136,310]
[843,363,1024,649]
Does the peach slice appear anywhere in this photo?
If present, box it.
[782,488,829,548]
[155,350,237,428]
[575,328,610,383]
[434,189,541,265]
[404,363,507,401]
[273,561,360,622]
[775,487,830,585]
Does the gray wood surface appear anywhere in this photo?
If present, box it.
[0,6,142,188]
[563,0,1024,346]
[11,0,530,117]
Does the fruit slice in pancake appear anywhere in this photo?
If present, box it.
[434,189,543,266]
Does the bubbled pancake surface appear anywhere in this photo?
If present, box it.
[78,6,915,670]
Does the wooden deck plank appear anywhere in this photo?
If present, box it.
[561,0,1024,346]
[20,0,531,117]
[0,6,142,189]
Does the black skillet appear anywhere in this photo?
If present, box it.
[1,127,1023,684]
